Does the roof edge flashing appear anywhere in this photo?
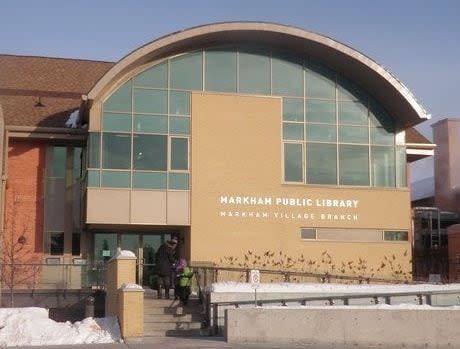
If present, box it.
[87,22,429,126]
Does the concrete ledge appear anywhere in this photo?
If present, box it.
[225,307,460,348]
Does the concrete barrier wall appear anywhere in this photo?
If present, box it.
[212,291,460,333]
[225,307,460,347]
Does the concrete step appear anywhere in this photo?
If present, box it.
[144,306,202,316]
[144,320,202,331]
[144,313,202,322]
[143,328,210,337]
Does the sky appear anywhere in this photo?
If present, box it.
[1,0,459,142]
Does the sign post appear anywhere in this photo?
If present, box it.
[249,269,260,307]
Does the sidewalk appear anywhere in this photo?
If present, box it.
[15,337,425,349]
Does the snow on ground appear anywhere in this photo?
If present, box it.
[0,307,121,347]
[209,281,460,294]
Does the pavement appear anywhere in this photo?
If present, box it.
[15,337,433,349]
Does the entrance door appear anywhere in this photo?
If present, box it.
[93,232,176,286]
[142,235,162,287]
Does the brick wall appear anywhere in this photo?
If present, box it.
[2,140,46,289]
[448,224,460,282]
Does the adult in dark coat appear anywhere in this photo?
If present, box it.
[154,236,178,299]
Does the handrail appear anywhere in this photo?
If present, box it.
[206,288,460,334]
[209,289,460,307]
[190,264,405,284]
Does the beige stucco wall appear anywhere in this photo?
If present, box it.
[86,188,189,225]
[118,288,144,338]
[190,93,412,279]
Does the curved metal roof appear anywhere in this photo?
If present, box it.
[87,22,429,128]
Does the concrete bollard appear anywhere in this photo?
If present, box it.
[118,283,144,338]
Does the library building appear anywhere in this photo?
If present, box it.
[0,22,434,289]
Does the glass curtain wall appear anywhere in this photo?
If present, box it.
[88,48,406,189]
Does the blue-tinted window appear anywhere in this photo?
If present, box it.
[272,54,303,96]
[102,133,131,169]
[205,49,237,92]
[104,81,132,112]
[284,143,303,182]
[170,52,203,90]
[133,62,168,88]
[238,49,270,95]
[133,134,167,171]
[133,89,167,114]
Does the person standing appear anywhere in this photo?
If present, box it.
[176,258,193,305]
[154,236,178,299]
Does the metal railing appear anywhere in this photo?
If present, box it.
[191,265,406,289]
[207,289,460,335]
[0,262,107,290]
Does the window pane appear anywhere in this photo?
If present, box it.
[301,228,316,240]
[284,143,303,182]
[339,126,369,144]
[306,124,336,142]
[170,91,190,115]
[49,146,66,177]
[339,101,368,125]
[169,173,189,190]
[272,54,303,96]
[133,134,167,170]
[372,146,395,187]
[396,146,407,187]
[369,99,394,129]
[102,133,131,169]
[133,171,167,189]
[169,116,190,134]
[170,52,203,90]
[133,89,167,114]
[372,127,394,145]
[104,81,132,112]
[101,170,131,188]
[305,61,335,99]
[88,133,100,168]
[44,177,65,232]
[384,231,408,241]
[94,233,117,261]
[72,233,81,256]
[283,98,303,122]
[50,232,64,255]
[339,145,369,186]
[133,62,168,88]
[171,138,188,170]
[307,143,337,185]
[121,234,139,256]
[205,49,237,92]
[103,112,131,132]
[306,100,336,123]
[337,77,367,101]
[87,170,100,187]
[238,50,270,95]
[133,114,167,133]
[283,123,304,140]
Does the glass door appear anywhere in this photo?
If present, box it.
[142,235,162,286]
[92,232,178,287]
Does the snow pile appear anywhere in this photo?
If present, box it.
[110,248,136,260]
[209,282,460,294]
[121,283,144,290]
[0,307,121,347]
[65,109,79,128]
